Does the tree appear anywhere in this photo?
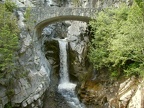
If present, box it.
[0,1,19,78]
[88,1,144,77]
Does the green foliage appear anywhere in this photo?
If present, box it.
[24,7,31,22]
[24,7,34,31]
[5,0,17,12]
[4,102,12,108]
[88,2,144,77]
[135,0,144,9]
[111,72,118,77]
[6,89,15,99]
[0,3,19,78]
[72,0,80,6]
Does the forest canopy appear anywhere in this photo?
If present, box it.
[88,1,144,77]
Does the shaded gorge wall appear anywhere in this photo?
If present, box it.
[41,21,93,108]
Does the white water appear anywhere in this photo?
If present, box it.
[58,39,84,108]
[58,40,69,83]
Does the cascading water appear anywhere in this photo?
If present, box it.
[58,40,69,84]
[58,39,85,108]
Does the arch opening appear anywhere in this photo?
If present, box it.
[35,15,91,35]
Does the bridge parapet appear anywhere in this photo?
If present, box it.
[29,7,98,29]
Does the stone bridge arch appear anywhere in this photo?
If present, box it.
[36,15,91,32]
[30,7,98,34]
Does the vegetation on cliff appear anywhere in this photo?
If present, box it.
[88,1,144,77]
[0,0,19,78]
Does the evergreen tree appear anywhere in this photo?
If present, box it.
[88,1,144,77]
[0,1,19,78]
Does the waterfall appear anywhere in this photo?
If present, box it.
[58,39,85,108]
[58,40,69,83]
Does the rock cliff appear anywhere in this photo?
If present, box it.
[0,0,51,108]
[1,0,143,108]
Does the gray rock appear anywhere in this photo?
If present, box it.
[0,104,3,108]
[0,0,134,108]
[17,11,25,29]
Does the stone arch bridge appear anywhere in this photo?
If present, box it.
[29,6,98,33]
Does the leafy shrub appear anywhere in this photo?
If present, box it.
[5,0,17,12]
[88,1,144,77]
[24,7,31,22]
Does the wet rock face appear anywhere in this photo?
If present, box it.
[41,21,93,108]
[78,76,144,108]
[44,40,59,67]
[42,21,92,83]
[78,80,119,107]
[66,21,93,82]
[68,43,92,82]
[43,90,71,108]
[42,22,69,39]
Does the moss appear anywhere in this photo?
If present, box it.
[72,0,81,7]
[6,89,15,100]
[4,102,12,108]
[24,7,31,22]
